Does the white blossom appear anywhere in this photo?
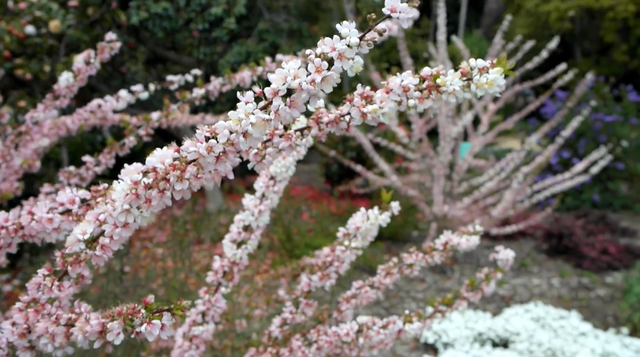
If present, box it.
[421,301,640,357]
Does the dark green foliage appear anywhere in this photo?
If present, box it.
[503,0,640,86]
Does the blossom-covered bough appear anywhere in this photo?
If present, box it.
[0,1,515,356]
[323,0,614,239]
[0,48,294,267]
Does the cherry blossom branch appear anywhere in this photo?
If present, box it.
[332,224,485,323]
[0,33,121,201]
[1,2,513,355]
[259,243,515,357]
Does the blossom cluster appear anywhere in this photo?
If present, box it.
[376,1,421,40]
[332,224,484,323]
[382,0,420,28]
[2,292,189,356]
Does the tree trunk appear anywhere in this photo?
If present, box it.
[457,0,469,39]
[429,0,438,43]
[480,0,506,40]
[341,0,356,22]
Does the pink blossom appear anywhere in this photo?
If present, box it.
[0,2,515,356]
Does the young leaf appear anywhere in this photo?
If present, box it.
[381,188,394,204]
[496,54,516,77]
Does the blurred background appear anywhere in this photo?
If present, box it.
[2,0,638,211]
[1,0,640,355]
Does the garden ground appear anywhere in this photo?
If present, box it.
[2,189,638,356]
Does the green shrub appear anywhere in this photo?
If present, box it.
[622,262,640,336]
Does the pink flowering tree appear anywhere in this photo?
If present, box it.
[321,0,613,239]
[0,1,516,356]
[0,33,303,268]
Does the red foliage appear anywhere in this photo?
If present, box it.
[225,178,371,221]
[495,210,640,272]
[285,184,371,219]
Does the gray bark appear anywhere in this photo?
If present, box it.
[429,0,438,43]
[457,0,469,39]
[480,0,506,40]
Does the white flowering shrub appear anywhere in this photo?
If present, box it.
[420,301,640,357]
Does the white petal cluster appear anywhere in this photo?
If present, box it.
[437,59,506,102]
[58,71,75,88]
[420,301,640,357]
[382,0,418,29]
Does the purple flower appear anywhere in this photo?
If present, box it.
[534,174,552,183]
[549,127,562,137]
[614,162,625,170]
[627,88,640,102]
[536,172,553,181]
[592,194,600,202]
[593,121,603,130]
[631,118,638,125]
[560,149,571,159]
[537,197,556,209]
[577,139,587,154]
[540,101,559,119]
[572,157,580,165]
[554,89,569,101]
[603,115,620,123]
[598,134,607,143]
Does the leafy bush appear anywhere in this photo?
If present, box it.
[504,0,640,84]
[622,263,640,336]
[0,1,123,109]
[496,211,640,272]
